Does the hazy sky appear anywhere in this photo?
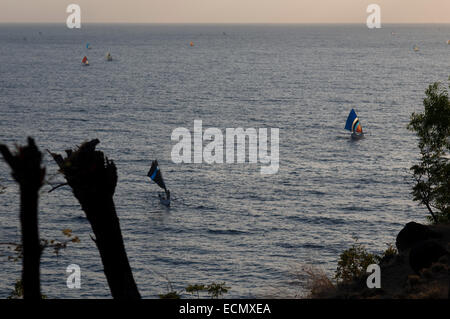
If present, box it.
[1,0,449,23]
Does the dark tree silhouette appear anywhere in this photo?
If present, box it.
[0,137,45,299]
[408,82,450,223]
[49,139,141,299]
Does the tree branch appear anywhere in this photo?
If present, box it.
[49,139,140,299]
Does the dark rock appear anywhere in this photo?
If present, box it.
[396,222,441,253]
[408,240,449,274]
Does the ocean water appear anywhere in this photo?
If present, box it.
[0,24,449,298]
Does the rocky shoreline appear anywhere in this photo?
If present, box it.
[324,222,450,298]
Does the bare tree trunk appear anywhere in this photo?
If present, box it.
[0,137,44,299]
[49,139,140,299]
[424,201,438,224]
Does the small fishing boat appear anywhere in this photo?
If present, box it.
[106,52,112,61]
[158,193,170,207]
[345,109,364,140]
[147,160,170,207]
[81,56,89,66]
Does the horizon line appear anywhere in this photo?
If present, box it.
[1,21,450,25]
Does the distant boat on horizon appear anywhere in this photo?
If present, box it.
[82,56,89,66]
[345,109,364,140]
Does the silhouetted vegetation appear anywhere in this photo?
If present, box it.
[159,282,231,299]
[0,138,45,299]
[1,229,80,262]
[159,291,181,299]
[334,240,380,283]
[49,139,141,299]
[299,241,400,298]
[205,282,230,299]
[408,81,450,223]
[3,80,448,302]
[8,280,24,299]
[299,265,335,298]
[1,229,80,299]
[186,282,230,299]
[1,137,233,299]
[304,227,448,299]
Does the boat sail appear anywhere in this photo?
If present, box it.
[81,56,89,66]
[345,109,364,139]
[147,160,170,206]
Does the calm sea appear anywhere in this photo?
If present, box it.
[0,24,449,298]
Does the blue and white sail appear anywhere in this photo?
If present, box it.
[345,109,363,134]
[147,160,167,190]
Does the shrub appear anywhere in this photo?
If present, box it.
[186,284,206,298]
[159,291,181,299]
[380,243,397,262]
[301,266,336,298]
[334,241,379,283]
[206,282,230,299]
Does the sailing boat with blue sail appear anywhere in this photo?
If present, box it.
[345,109,364,139]
[147,160,170,206]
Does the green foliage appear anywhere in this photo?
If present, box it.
[158,276,180,299]
[186,284,206,298]
[159,281,232,299]
[7,279,24,299]
[381,243,397,260]
[42,229,81,256]
[185,282,230,299]
[334,240,380,283]
[1,229,80,297]
[408,81,450,223]
[206,282,230,299]
[1,229,80,262]
[0,179,5,194]
[41,229,81,257]
[158,291,181,299]
[7,279,47,299]
[2,243,23,262]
